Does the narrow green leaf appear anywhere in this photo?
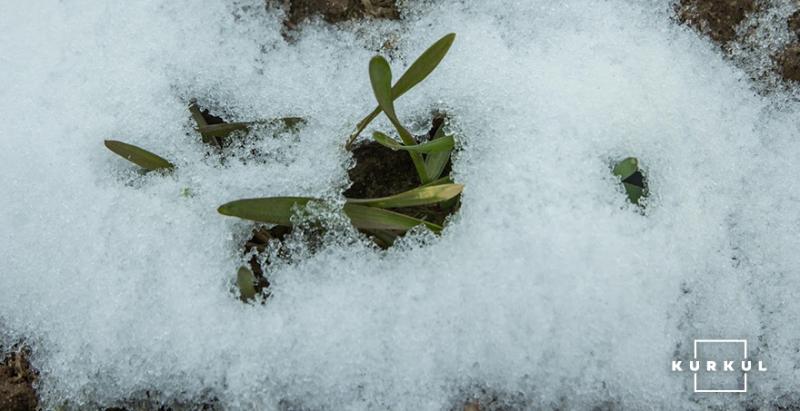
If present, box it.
[392,33,456,99]
[347,184,463,208]
[188,101,217,145]
[237,266,257,302]
[219,197,443,233]
[612,157,639,180]
[372,130,403,150]
[197,122,250,139]
[188,101,208,127]
[424,125,452,180]
[104,140,174,171]
[197,117,306,139]
[217,197,314,225]
[420,176,454,187]
[373,131,454,153]
[343,203,442,233]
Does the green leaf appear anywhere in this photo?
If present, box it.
[369,56,398,122]
[197,117,306,139]
[347,184,463,208]
[420,176,454,187]
[236,266,257,302]
[188,101,208,128]
[612,157,639,180]
[218,196,442,233]
[392,33,456,99]
[372,131,454,153]
[196,122,250,138]
[623,182,645,205]
[343,203,442,233]
[104,140,174,171]
[424,125,452,180]
[217,197,314,225]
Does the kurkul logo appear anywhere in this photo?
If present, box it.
[671,339,766,393]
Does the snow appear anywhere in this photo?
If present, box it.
[2,0,800,409]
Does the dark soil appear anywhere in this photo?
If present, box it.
[345,115,458,230]
[0,349,37,411]
[676,0,756,45]
[674,0,800,85]
[775,43,800,82]
[270,0,399,29]
[788,9,800,38]
[345,139,420,199]
[345,116,448,199]
[243,225,292,298]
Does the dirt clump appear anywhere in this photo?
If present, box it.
[676,0,756,44]
[775,43,800,82]
[269,0,399,29]
[0,348,37,411]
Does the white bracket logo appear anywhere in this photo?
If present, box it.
[671,339,766,393]
[693,339,747,393]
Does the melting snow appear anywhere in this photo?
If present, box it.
[2,0,800,409]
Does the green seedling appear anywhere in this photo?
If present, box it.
[197,118,305,140]
[369,56,430,182]
[218,183,463,238]
[189,100,305,147]
[364,34,457,184]
[613,157,647,205]
[104,140,174,171]
[345,33,456,150]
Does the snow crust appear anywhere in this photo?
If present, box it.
[2,0,800,409]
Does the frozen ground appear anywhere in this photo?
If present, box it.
[2,0,800,409]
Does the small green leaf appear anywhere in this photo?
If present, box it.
[217,197,314,225]
[372,131,455,153]
[188,101,217,145]
[612,157,639,180]
[369,56,398,122]
[188,101,208,127]
[343,203,442,233]
[347,184,463,208]
[104,140,174,171]
[236,266,257,302]
[197,117,306,140]
[392,33,456,99]
[196,122,250,138]
[424,125,452,180]
[623,182,645,205]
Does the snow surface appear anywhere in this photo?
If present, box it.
[2,0,800,409]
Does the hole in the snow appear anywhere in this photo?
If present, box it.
[188,99,306,162]
[345,112,461,248]
[612,157,648,207]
